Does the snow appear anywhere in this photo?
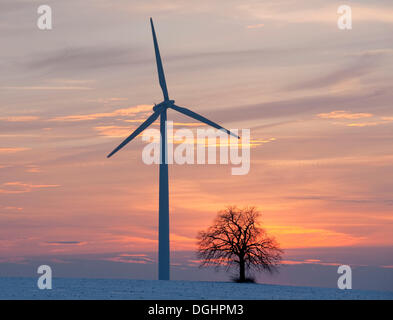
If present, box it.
[0,277,392,300]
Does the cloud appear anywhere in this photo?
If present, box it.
[0,116,39,122]
[284,194,392,205]
[266,225,365,248]
[171,136,275,148]
[25,165,40,173]
[96,123,274,148]
[44,241,86,246]
[0,147,30,154]
[102,253,154,264]
[282,259,340,267]
[3,206,23,211]
[317,110,373,120]
[0,182,60,194]
[94,125,135,138]
[0,257,27,264]
[25,46,148,74]
[109,235,157,245]
[94,122,208,139]
[286,57,377,93]
[207,90,379,124]
[239,2,393,25]
[0,86,92,91]
[246,23,264,29]
[318,112,393,127]
[125,120,206,127]
[86,97,129,104]
[344,118,393,127]
[51,105,152,122]
[348,49,393,58]
[346,122,382,127]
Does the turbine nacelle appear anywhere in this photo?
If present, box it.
[153,100,175,112]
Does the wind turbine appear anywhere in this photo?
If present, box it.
[107,18,239,280]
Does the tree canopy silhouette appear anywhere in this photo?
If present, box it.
[197,206,283,282]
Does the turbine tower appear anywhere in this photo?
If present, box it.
[107,18,239,280]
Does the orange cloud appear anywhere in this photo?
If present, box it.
[3,206,23,211]
[171,137,275,148]
[317,111,393,127]
[52,105,152,121]
[0,147,31,154]
[0,182,60,194]
[282,259,340,266]
[346,117,393,127]
[318,113,393,127]
[346,122,381,127]
[125,120,207,127]
[94,125,135,138]
[265,225,365,248]
[318,110,373,120]
[43,241,87,246]
[95,124,270,149]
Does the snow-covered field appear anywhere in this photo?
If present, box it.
[0,277,392,300]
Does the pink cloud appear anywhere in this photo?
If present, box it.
[0,116,39,122]
[246,23,265,29]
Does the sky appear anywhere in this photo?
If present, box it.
[0,0,392,291]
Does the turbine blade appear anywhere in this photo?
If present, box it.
[150,18,169,101]
[170,105,240,139]
[107,111,161,158]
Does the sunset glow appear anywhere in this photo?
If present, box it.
[1,1,392,290]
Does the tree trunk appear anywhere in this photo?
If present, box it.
[239,257,245,282]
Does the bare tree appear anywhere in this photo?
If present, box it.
[197,206,283,282]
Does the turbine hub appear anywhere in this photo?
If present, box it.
[153,100,175,112]
[167,99,175,106]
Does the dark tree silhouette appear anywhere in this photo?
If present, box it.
[197,206,283,282]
